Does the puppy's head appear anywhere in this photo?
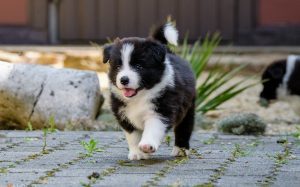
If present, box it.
[103,38,167,98]
[259,60,286,106]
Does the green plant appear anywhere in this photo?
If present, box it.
[26,122,33,131]
[165,135,171,146]
[180,34,258,114]
[232,144,248,157]
[42,128,49,154]
[81,139,103,157]
[48,115,58,133]
[292,125,300,139]
[203,137,216,145]
[217,113,266,135]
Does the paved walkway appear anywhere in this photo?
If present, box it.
[0,131,299,187]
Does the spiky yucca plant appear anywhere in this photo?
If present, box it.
[179,34,258,114]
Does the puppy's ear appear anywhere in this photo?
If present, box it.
[102,44,113,64]
[145,41,166,63]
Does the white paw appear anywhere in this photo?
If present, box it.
[171,146,190,157]
[138,139,160,153]
[128,149,150,160]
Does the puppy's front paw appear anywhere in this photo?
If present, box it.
[171,146,190,157]
[128,149,150,160]
[138,140,159,153]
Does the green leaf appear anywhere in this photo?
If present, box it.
[179,33,258,114]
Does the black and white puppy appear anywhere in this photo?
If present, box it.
[260,55,300,114]
[103,23,196,160]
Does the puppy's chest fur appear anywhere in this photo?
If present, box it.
[118,94,158,130]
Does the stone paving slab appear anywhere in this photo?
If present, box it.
[0,131,299,187]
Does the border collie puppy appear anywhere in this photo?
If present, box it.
[102,23,196,160]
[260,55,300,114]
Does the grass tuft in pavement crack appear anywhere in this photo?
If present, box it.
[203,135,218,145]
[80,138,103,157]
[143,156,189,186]
[262,139,294,185]
[26,122,33,131]
[231,144,249,158]
[165,135,171,146]
[204,143,249,185]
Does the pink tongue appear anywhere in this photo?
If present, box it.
[123,89,137,97]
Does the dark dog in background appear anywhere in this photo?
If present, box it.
[103,23,196,160]
[260,55,300,115]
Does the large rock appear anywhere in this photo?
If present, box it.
[0,61,103,130]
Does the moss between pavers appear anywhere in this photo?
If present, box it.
[28,137,124,186]
[261,139,294,186]
[197,143,250,186]
[143,156,189,187]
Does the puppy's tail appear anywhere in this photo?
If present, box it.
[151,23,179,46]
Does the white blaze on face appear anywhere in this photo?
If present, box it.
[116,43,140,97]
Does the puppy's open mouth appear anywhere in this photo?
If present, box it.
[122,88,138,98]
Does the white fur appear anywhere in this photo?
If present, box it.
[111,57,175,156]
[164,23,178,46]
[112,57,175,130]
[171,146,190,157]
[125,131,149,160]
[277,55,300,116]
[282,55,298,93]
[138,118,166,152]
[116,44,140,89]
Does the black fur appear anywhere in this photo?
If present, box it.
[103,25,195,150]
[260,57,300,101]
[152,25,168,45]
[260,60,286,101]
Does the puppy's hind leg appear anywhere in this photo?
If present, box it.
[171,104,195,157]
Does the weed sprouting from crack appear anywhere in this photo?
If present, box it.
[190,149,203,159]
[202,143,250,185]
[231,144,249,158]
[203,137,216,145]
[26,122,33,131]
[42,128,49,154]
[143,156,189,186]
[262,139,295,185]
[248,139,261,147]
[165,135,171,146]
[203,134,218,145]
[48,115,58,133]
[41,116,59,154]
[80,138,103,157]
[291,125,300,139]
[29,137,124,186]
[271,141,293,165]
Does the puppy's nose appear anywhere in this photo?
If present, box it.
[120,76,129,85]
